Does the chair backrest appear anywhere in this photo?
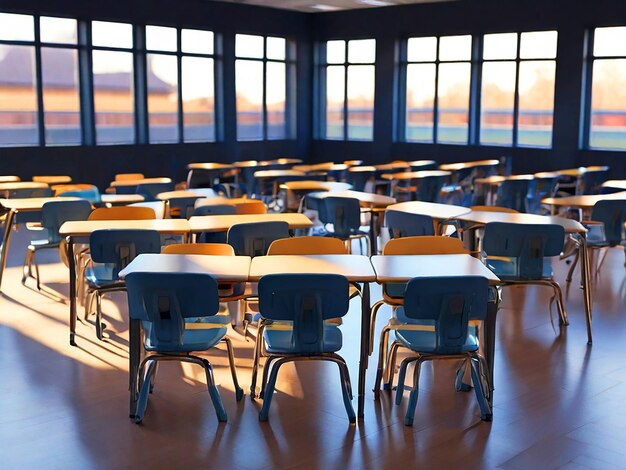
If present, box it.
[115,173,144,181]
[267,236,347,255]
[126,272,220,351]
[496,180,531,212]
[385,210,435,238]
[383,236,468,255]
[236,200,267,214]
[227,221,290,257]
[483,222,564,279]
[258,273,350,353]
[591,199,626,246]
[56,185,101,204]
[470,205,519,214]
[192,204,237,216]
[168,196,202,219]
[321,197,362,237]
[129,201,167,219]
[41,200,93,243]
[136,182,175,201]
[413,175,447,202]
[580,168,609,195]
[88,206,156,221]
[347,168,374,192]
[162,243,235,256]
[89,229,161,280]
[403,276,489,354]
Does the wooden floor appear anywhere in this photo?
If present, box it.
[2,226,626,469]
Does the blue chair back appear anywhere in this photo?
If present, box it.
[169,196,202,219]
[591,199,626,246]
[413,175,447,202]
[57,188,101,204]
[136,183,175,201]
[347,170,373,192]
[6,187,53,198]
[580,169,609,195]
[526,176,559,214]
[126,272,220,350]
[89,229,161,281]
[193,204,237,216]
[403,276,488,354]
[386,210,435,238]
[496,179,531,212]
[41,200,92,243]
[322,197,361,238]
[483,222,564,279]
[258,273,349,353]
[227,221,290,257]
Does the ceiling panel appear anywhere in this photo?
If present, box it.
[210,0,455,13]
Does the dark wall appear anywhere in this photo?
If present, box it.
[310,0,626,178]
[0,0,312,188]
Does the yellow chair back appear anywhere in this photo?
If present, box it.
[115,173,145,181]
[470,205,519,213]
[383,236,468,255]
[268,236,347,255]
[162,243,235,256]
[88,206,156,220]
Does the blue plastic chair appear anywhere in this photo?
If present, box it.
[168,196,202,219]
[22,199,93,291]
[413,174,448,202]
[126,272,243,424]
[57,187,101,204]
[496,179,531,212]
[255,273,355,423]
[321,197,369,254]
[194,205,237,243]
[227,221,290,257]
[385,210,435,238]
[85,229,161,340]
[388,276,492,425]
[579,168,609,195]
[6,187,53,199]
[483,222,568,326]
[136,182,175,201]
[347,168,374,192]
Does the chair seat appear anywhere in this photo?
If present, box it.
[395,328,479,354]
[186,312,231,325]
[143,322,227,352]
[486,257,554,279]
[29,239,59,249]
[263,325,343,353]
[85,264,119,286]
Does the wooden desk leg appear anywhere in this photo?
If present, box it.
[68,236,77,346]
[129,319,140,418]
[358,281,371,419]
[580,233,593,344]
[0,209,16,291]
[483,288,499,408]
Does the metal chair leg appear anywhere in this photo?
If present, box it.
[201,358,227,422]
[335,359,356,423]
[259,357,289,421]
[260,355,279,399]
[470,355,492,421]
[404,358,423,426]
[385,341,401,390]
[374,326,390,399]
[566,249,580,283]
[369,300,386,355]
[395,356,418,406]
[250,322,266,399]
[95,291,106,340]
[222,336,244,401]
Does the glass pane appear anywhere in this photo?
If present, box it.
[40,17,77,44]
[92,50,134,144]
[348,39,376,63]
[594,27,626,57]
[267,37,286,60]
[42,48,81,145]
[483,33,517,60]
[438,62,470,144]
[439,35,472,61]
[517,60,555,147]
[590,59,626,149]
[181,29,213,54]
[347,64,374,140]
[520,31,557,59]
[480,61,516,145]
[326,40,345,64]
[147,54,178,143]
[92,21,133,49]
[236,34,263,59]
[146,25,177,52]
[236,59,263,140]
[266,62,286,139]
[407,37,437,62]
[405,63,435,142]
[326,65,345,139]
[0,13,34,41]
[0,45,38,146]
[182,56,215,142]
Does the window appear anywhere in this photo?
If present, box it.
[403,35,472,144]
[92,21,135,145]
[235,34,293,141]
[480,31,557,147]
[587,27,626,150]
[322,39,376,141]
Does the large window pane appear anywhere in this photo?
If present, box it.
[480,61,516,145]
[327,40,345,64]
[266,37,286,61]
[40,17,77,44]
[146,26,177,52]
[348,39,376,63]
[42,48,81,145]
[0,13,34,41]
[520,31,557,59]
[0,45,38,146]
[517,60,555,147]
[405,63,435,142]
[181,29,213,54]
[593,27,626,57]
[92,21,133,49]
[438,62,470,143]
[407,37,437,62]
[347,65,374,140]
[93,50,134,144]
[182,56,215,142]
[236,34,263,59]
[483,33,517,60]
[147,54,178,143]
[266,62,286,140]
[326,65,345,139]
[590,59,626,149]
[236,60,263,140]
[439,35,471,61]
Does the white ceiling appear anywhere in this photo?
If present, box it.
[213,0,455,13]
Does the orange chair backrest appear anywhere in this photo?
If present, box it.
[115,173,145,181]
[470,205,519,214]
[88,206,156,220]
[383,236,468,255]
[268,236,348,255]
[162,243,235,256]
[235,200,267,214]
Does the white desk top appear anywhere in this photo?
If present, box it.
[280,181,352,192]
[60,219,190,237]
[453,210,586,233]
[0,197,81,211]
[189,213,313,232]
[100,194,145,204]
[439,159,499,171]
[249,254,376,282]
[308,190,396,207]
[541,192,626,209]
[386,201,470,220]
[602,180,626,190]
[381,170,451,181]
[110,177,172,187]
[0,182,49,190]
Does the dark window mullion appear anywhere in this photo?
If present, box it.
[177,29,184,143]
[34,16,46,146]
[469,33,483,145]
[343,41,349,140]
[581,29,595,149]
[433,37,440,143]
[512,33,522,147]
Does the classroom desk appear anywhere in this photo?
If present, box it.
[0,176,20,183]
[0,197,80,291]
[602,180,626,191]
[370,253,501,406]
[59,219,191,346]
[119,253,251,419]
[280,181,352,192]
[33,176,72,185]
[385,201,471,232]
[451,210,593,343]
[249,254,376,419]
[187,163,234,171]
[408,160,437,170]
[292,163,348,173]
[100,194,145,205]
[542,192,626,214]
[439,159,500,172]
[110,177,172,188]
[553,166,609,194]
[0,182,49,197]
[189,213,313,234]
[381,170,451,181]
